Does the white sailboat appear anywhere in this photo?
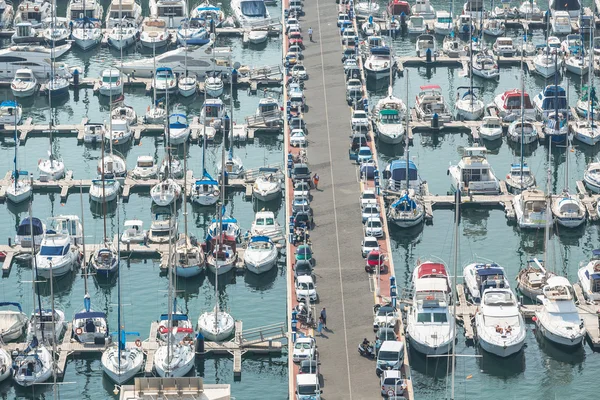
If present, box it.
[178,24,197,98]
[38,65,65,181]
[6,105,32,204]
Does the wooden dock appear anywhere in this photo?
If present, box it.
[454,284,477,341]
[573,283,600,349]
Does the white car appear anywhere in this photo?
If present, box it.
[292,336,317,363]
[287,26,301,36]
[337,13,351,27]
[294,181,311,199]
[351,109,370,131]
[360,189,378,209]
[361,205,380,223]
[295,275,317,302]
[291,64,308,80]
[344,58,358,72]
[373,304,399,331]
[346,78,362,92]
[286,17,301,33]
[361,236,380,257]
[365,216,383,238]
[290,129,307,147]
[341,28,357,42]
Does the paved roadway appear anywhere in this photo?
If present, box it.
[300,2,381,398]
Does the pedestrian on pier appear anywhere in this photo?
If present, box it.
[308,27,313,42]
[317,317,323,336]
[320,308,327,328]
[313,173,319,190]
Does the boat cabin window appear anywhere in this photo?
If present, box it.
[71,10,95,19]
[204,105,221,118]
[255,217,274,226]
[40,244,69,256]
[110,11,134,19]
[380,110,399,124]
[158,5,184,17]
[102,75,119,83]
[241,1,267,17]
[417,312,448,323]
[138,160,154,168]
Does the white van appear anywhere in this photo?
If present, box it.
[296,373,321,399]
[376,340,404,376]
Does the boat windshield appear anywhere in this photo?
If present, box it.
[417,312,448,323]
[380,111,400,124]
[241,0,267,17]
[102,75,119,83]
[138,160,154,167]
[255,217,274,226]
[40,244,68,256]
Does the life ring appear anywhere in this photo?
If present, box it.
[19,5,23,11]
[135,339,142,347]
[34,6,39,11]
[158,325,169,335]
[75,327,83,335]
[95,22,100,28]
[425,295,434,300]
[116,80,121,86]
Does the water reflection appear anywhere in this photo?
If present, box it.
[477,347,526,379]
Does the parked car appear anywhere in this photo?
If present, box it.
[373,304,399,331]
[292,336,317,363]
[337,13,351,27]
[291,63,308,80]
[351,109,370,131]
[295,275,317,302]
[292,162,311,182]
[294,259,313,280]
[295,244,313,264]
[361,235,380,257]
[359,189,377,208]
[361,205,380,223]
[290,129,307,147]
[380,370,407,397]
[365,216,383,237]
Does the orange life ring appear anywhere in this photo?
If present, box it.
[75,327,83,335]
[116,80,121,86]
[135,339,142,347]
[425,295,434,300]
[158,325,169,335]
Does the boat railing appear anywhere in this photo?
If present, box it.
[244,64,284,80]
[242,17,281,30]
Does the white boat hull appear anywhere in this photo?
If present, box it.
[197,311,235,341]
[407,333,452,355]
[38,160,65,181]
[6,182,32,203]
[191,193,219,206]
[535,318,584,347]
[154,344,195,377]
[253,188,280,202]
[36,256,75,278]
[101,346,145,384]
[12,85,36,98]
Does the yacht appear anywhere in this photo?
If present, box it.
[72,307,109,344]
[475,288,526,357]
[463,262,510,303]
[90,246,119,276]
[387,192,425,228]
[463,0,484,17]
[535,276,585,346]
[11,22,40,44]
[153,67,177,93]
[207,217,242,241]
[167,113,191,145]
[519,0,542,18]
[411,0,435,19]
[361,20,381,37]
[244,236,278,274]
[11,68,37,98]
[433,11,452,35]
[140,17,169,48]
[507,119,538,144]
[42,17,70,46]
[250,211,280,237]
[583,162,600,193]
[442,35,466,58]
[514,188,546,229]
[71,17,103,50]
[105,0,143,28]
[98,153,128,178]
[107,20,139,50]
[197,306,235,341]
[414,84,452,124]
[121,220,147,243]
[12,341,52,387]
[406,260,454,355]
[151,179,182,206]
[35,232,79,278]
[252,172,282,201]
[577,251,600,302]
[564,52,588,76]
[131,156,158,179]
[38,155,65,181]
[27,307,65,343]
[364,46,395,80]
[111,105,138,126]
[455,89,484,121]
[572,119,600,146]
[0,349,9,383]
[355,1,380,17]
[157,310,194,342]
[533,85,567,119]
[532,49,562,78]
[506,163,536,194]
[448,147,500,195]
[50,215,84,245]
[178,72,197,97]
[482,19,505,37]
[101,343,144,384]
[148,213,177,244]
[455,14,474,35]
[201,98,226,131]
[543,111,568,144]
[98,68,123,97]
[14,0,51,27]
[407,15,426,35]
[551,190,586,228]
[67,0,103,22]
[154,341,195,377]
[231,0,270,28]
[372,93,406,144]
[550,0,580,18]
[205,75,224,97]
[149,0,188,29]
[551,11,571,35]
[492,89,535,122]
[0,44,70,79]
[191,1,224,27]
[175,238,205,278]
[89,179,121,202]
[471,52,500,80]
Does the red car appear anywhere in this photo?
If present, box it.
[288,32,304,48]
[365,250,385,273]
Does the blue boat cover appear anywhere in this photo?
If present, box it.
[160,313,189,321]
[392,194,417,211]
[1,100,17,107]
[0,302,23,312]
[476,266,504,276]
[17,217,44,236]
[74,311,107,320]
[156,67,174,74]
[250,235,270,243]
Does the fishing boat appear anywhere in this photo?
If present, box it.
[551,191,585,228]
[574,119,600,145]
[91,247,119,276]
[455,14,474,34]
[517,258,554,301]
[448,147,500,195]
[11,68,37,98]
[140,17,169,48]
[463,262,510,303]
[244,235,278,274]
[15,217,45,248]
[534,276,585,346]
[475,288,526,357]
[513,188,546,228]
[252,170,282,201]
[478,116,503,141]
[251,210,280,237]
[564,50,588,75]
[0,302,27,342]
[406,259,454,355]
[98,68,124,97]
[506,160,536,193]
[35,231,78,278]
[149,0,188,28]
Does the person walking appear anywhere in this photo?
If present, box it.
[313,173,319,190]
[320,307,327,328]
[308,27,313,42]
[317,316,323,336]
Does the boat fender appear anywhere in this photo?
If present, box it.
[158,325,169,335]
[135,339,142,347]
[116,80,120,86]
[75,327,83,335]
[384,62,388,68]
[34,6,39,11]
[19,5,24,11]
[0,365,5,375]
[506,174,510,179]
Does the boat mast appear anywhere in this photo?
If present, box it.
[117,202,123,378]
[184,19,188,79]
[183,140,189,259]
[166,79,171,181]
[153,43,157,113]
[565,79,570,193]
[80,183,89,303]
[13,100,18,192]
[101,114,107,244]
[166,205,174,377]
[545,135,552,271]
[588,8,594,124]
[450,178,460,400]
[202,79,207,173]
[404,70,409,193]
[229,54,234,160]
[468,11,473,111]
[215,127,226,331]
[520,46,525,187]
[48,0,55,168]
[49,228,58,400]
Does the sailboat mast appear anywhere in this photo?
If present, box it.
[588,12,594,122]
[202,83,207,173]
[184,21,188,79]
[229,55,234,158]
[469,18,473,109]
[450,184,459,400]
[117,203,123,374]
[101,118,107,243]
[80,183,88,295]
[49,239,58,398]
[166,81,171,179]
[565,79,569,192]
[520,48,525,183]
[215,131,227,329]
[545,135,552,271]
[166,207,174,377]
[183,140,189,255]
[405,71,409,192]
[153,43,157,110]
[49,0,55,167]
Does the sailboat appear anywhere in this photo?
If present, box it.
[197,145,235,341]
[456,32,484,120]
[90,191,119,275]
[101,216,144,384]
[73,188,110,343]
[178,23,197,98]
[6,102,32,203]
[145,42,167,124]
[192,90,220,206]
[387,72,424,228]
[573,24,600,145]
[551,136,586,228]
[154,214,195,377]
[90,125,121,202]
[218,86,243,179]
[175,142,205,278]
[38,59,65,181]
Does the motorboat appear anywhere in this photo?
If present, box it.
[551,190,586,228]
[0,0,14,30]
[493,37,516,57]
[578,251,600,302]
[471,52,500,80]
[535,276,585,346]
[478,116,503,141]
[406,260,454,355]
[415,34,437,57]
[387,0,410,16]
[455,90,485,121]
[507,119,537,144]
[551,11,571,35]
[98,153,128,178]
[244,236,278,274]
[463,262,510,303]
[131,156,158,179]
[191,171,220,206]
[71,17,103,50]
[533,85,567,119]
[12,340,52,387]
[11,21,39,44]
[442,35,466,58]
[434,11,452,35]
[482,19,505,37]
[91,246,119,276]
[148,213,177,244]
[67,0,103,22]
[206,236,238,275]
[584,162,600,194]
[455,14,474,35]
[151,179,182,206]
[517,258,554,301]
[105,0,143,28]
[564,53,588,75]
[120,220,147,243]
[15,217,45,248]
[167,113,191,145]
[561,33,582,54]
[252,171,282,201]
[49,215,84,245]
[372,91,406,144]
[175,237,205,278]
[14,0,51,27]
[11,68,37,98]
[387,192,425,228]
[140,17,169,48]
[0,349,9,383]
[218,151,244,179]
[247,29,268,44]
[532,48,562,78]
[178,73,197,97]
[111,104,138,126]
[231,0,271,28]
[149,0,188,29]
[519,0,543,19]
[550,0,580,18]
[191,1,225,27]
[364,46,395,80]
[0,302,27,342]
[407,16,426,35]
[89,179,121,202]
[27,307,65,343]
[414,85,452,123]
[475,288,526,357]
[35,232,79,278]
[107,20,139,50]
[250,210,281,237]
[145,101,167,124]
[448,147,500,195]
[572,119,600,146]
[506,163,536,195]
[255,96,281,120]
[98,68,124,97]
[205,75,224,97]
[492,89,534,122]
[384,160,422,193]
[411,0,435,19]
[0,100,22,125]
[361,20,381,37]
[355,1,380,17]
[513,188,546,228]
[42,17,69,45]
[101,342,144,384]
[72,307,109,344]
[197,306,235,341]
[38,155,65,181]
[201,98,226,131]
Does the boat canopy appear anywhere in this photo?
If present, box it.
[17,217,44,236]
[124,220,143,227]
[539,85,567,111]
[250,235,271,243]
[74,311,107,320]
[169,113,188,128]
[391,194,417,211]
[0,302,23,312]
[416,262,448,279]
[389,160,417,182]
[0,100,18,108]
[476,265,504,276]
[585,270,600,281]
[160,313,189,321]
[500,89,533,109]
[371,46,390,56]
